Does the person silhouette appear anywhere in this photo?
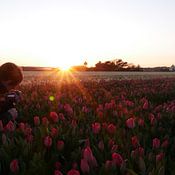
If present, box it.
[0,62,23,124]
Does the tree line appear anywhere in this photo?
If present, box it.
[71,59,142,71]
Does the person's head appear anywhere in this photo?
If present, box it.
[0,62,23,92]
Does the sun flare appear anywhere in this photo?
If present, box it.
[59,65,71,71]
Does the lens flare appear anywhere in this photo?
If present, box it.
[49,96,55,101]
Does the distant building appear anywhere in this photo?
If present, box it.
[169,65,175,71]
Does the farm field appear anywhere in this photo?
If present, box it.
[23,71,175,82]
[1,72,175,174]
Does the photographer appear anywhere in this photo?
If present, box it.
[0,62,23,125]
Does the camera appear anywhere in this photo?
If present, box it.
[5,90,22,109]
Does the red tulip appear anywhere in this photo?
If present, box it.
[10,159,19,173]
[50,112,59,123]
[6,121,15,132]
[156,153,164,162]
[54,170,63,175]
[112,153,124,167]
[67,169,80,175]
[92,122,101,134]
[34,116,40,126]
[161,139,169,148]
[57,140,64,151]
[152,138,160,149]
[138,118,144,127]
[44,136,52,148]
[143,100,148,109]
[105,160,113,170]
[51,127,58,137]
[80,159,90,173]
[107,123,116,135]
[19,122,25,132]
[131,136,139,148]
[126,118,135,129]
[42,117,49,126]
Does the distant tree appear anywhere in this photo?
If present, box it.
[84,61,88,67]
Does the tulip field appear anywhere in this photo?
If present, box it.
[1,72,175,175]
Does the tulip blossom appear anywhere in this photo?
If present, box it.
[80,159,90,174]
[6,121,15,132]
[54,170,63,175]
[131,136,139,148]
[112,153,124,167]
[152,138,160,149]
[67,169,80,175]
[107,123,116,135]
[10,159,19,173]
[92,122,101,134]
[161,139,169,148]
[34,116,40,126]
[126,118,135,129]
[138,118,144,127]
[143,100,148,110]
[51,127,58,137]
[156,153,164,162]
[57,140,64,151]
[83,146,98,167]
[42,117,49,126]
[105,160,113,170]
[44,136,52,148]
[50,112,59,123]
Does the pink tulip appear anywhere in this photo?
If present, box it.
[112,153,124,167]
[138,147,144,157]
[19,122,25,132]
[54,170,63,175]
[55,161,61,169]
[105,160,113,170]
[10,159,19,173]
[161,139,169,148]
[80,159,90,173]
[108,139,115,148]
[83,146,98,167]
[126,118,135,129]
[50,112,59,123]
[131,136,139,148]
[111,144,118,153]
[57,140,64,151]
[67,169,80,175]
[44,136,52,148]
[92,122,101,134]
[6,121,15,132]
[156,153,164,162]
[34,116,40,126]
[143,100,148,109]
[107,123,116,135]
[138,118,144,127]
[152,138,160,149]
[51,127,58,137]
[42,117,49,126]
[58,113,65,121]
[83,146,93,163]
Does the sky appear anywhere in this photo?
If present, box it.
[0,0,175,68]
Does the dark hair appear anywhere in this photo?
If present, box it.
[0,62,23,86]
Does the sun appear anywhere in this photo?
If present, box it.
[59,65,71,71]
